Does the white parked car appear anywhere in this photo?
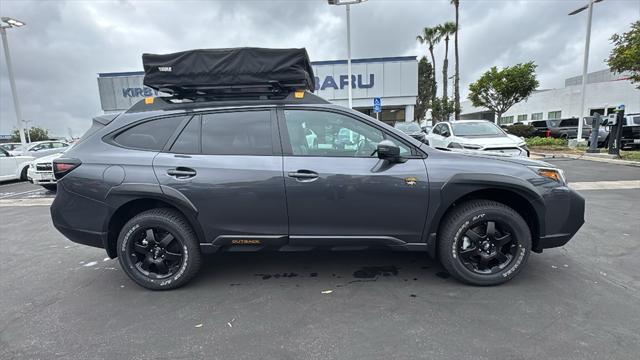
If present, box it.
[426,120,529,157]
[27,152,62,191]
[9,140,70,158]
[0,148,35,182]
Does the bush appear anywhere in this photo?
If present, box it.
[505,123,535,138]
[526,136,567,147]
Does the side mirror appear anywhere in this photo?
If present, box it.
[376,140,405,163]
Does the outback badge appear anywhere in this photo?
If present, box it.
[404,177,417,186]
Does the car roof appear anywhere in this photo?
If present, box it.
[448,120,492,123]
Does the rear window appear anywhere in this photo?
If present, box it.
[631,116,640,125]
[201,111,272,155]
[114,116,186,151]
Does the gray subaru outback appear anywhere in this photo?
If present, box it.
[50,48,584,290]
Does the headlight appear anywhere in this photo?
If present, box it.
[529,166,566,184]
[448,142,482,150]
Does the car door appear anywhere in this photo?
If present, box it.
[279,108,429,245]
[0,148,19,181]
[153,109,288,244]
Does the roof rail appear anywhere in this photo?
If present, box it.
[126,91,330,113]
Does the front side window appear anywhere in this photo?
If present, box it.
[201,111,272,155]
[114,116,187,151]
[284,110,409,157]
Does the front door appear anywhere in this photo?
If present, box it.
[279,108,429,245]
[153,109,288,243]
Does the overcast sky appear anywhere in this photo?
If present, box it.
[1,0,638,137]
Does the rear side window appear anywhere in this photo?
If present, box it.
[171,116,201,154]
[114,116,186,151]
[560,118,578,127]
[531,121,546,128]
[201,111,272,155]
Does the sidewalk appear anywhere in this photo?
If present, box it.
[530,151,640,167]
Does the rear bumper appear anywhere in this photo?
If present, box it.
[533,188,585,252]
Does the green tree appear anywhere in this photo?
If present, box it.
[415,56,434,121]
[11,127,50,142]
[451,0,461,119]
[437,21,457,121]
[417,27,441,116]
[430,98,455,123]
[607,20,640,89]
[468,62,539,123]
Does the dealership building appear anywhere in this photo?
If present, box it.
[460,69,640,124]
[97,56,418,124]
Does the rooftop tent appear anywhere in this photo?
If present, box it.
[142,48,315,97]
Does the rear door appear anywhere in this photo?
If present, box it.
[279,108,429,245]
[153,108,288,243]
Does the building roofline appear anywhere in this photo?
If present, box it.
[98,55,418,78]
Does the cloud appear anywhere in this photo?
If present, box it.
[1,0,637,136]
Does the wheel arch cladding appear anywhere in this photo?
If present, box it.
[430,173,545,252]
[104,196,204,259]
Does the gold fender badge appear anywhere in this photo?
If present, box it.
[404,177,418,186]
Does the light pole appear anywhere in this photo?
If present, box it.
[328,0,367,109]
[21,119,32,143]
[0,17,27,154]
[569,0,602,143]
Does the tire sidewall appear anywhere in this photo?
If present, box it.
[444,206,531,286]
[117,216,194,290]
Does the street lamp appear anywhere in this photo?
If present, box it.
[21,119,32,143]
[569,0,603,143]
[328,0,367,109]
[0,17,27,154]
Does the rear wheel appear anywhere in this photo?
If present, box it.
[117,208,202,290]
[438,200,531,286]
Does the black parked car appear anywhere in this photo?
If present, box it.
[394,121,427,143]
[621,114,640,149]
[51,48,585,290]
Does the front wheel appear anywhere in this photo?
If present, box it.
[438,200,531,286]
[117,208,202,290]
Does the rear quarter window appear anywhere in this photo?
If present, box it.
[113,116,187,151]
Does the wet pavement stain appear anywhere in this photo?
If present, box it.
[435,271,450,279]
[352,266,399,279]
[254,273,299,280]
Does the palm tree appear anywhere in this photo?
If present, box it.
[437,21,456,120]
[451,0,460,119]
[416,27,441,115]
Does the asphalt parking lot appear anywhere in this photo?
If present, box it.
[1,159,639,360]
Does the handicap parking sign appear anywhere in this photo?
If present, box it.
[373,97,381,113]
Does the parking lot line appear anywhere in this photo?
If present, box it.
[0,198,54,207]
[569,180,640,191]
[0,189,44,199]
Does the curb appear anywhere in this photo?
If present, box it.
[530,152,640,167]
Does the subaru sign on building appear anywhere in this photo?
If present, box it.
[97,56,418,124]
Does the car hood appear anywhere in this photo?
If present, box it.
[455,134,523,147]
[11,155,35,162]
[33,152,63,164]
[427,146,554,168]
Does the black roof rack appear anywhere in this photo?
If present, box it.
[126,91,330,114]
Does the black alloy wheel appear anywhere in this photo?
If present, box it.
[117,208,202,290]
[438,199,531,286]
[457,220,517,275]
[128,227,184,279]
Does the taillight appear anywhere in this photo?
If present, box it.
[545,130,551,138]
[53,158,81,180]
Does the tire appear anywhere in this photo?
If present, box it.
[20,166,28,181]
[117,208,202,290]
[42,184,57,191]
[438,200,531,286]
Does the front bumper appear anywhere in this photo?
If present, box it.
[27,167,56,185]
[533,187,585,252]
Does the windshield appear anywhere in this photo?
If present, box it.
[451,122,505,136]
[394,122,422,133]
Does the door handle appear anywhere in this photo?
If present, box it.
[287,170,319,180]
[167,167,197,178]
